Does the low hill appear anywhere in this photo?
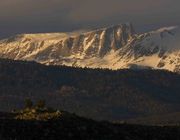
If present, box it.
[0,111,180,140]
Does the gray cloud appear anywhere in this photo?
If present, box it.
[0,0,179,38]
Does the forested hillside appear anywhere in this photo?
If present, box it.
[0,59,180,124]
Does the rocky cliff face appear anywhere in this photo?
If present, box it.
[0,23,180,72]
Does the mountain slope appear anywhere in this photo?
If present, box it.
[1,23,179,72]
[0,23,134,67]
[122,26,180,72]
[0,59,180,124]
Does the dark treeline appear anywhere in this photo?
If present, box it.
[0,112,180,140]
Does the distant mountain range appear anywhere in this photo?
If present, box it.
[0,23,180,72]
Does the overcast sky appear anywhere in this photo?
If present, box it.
[0,0,179,38]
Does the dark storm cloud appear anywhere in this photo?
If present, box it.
[0,0,180,38]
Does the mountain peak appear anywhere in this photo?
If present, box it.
[99,23,134,35]
[0,24,179,72]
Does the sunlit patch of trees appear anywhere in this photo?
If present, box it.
[14,99,61,121]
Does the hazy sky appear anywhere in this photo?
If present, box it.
[0,0,179,38]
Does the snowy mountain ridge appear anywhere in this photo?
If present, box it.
[0,23,180,72]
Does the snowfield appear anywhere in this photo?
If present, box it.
[0,23,180,72]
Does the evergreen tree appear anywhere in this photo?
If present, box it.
[24,98,33,109]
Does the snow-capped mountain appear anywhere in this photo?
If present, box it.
[0,23,180,72]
